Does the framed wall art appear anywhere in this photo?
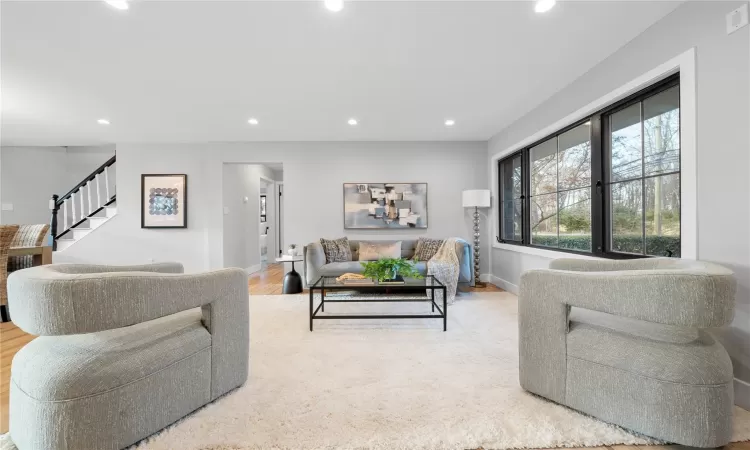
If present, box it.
[343,183,427,229]
[141,174,187,229]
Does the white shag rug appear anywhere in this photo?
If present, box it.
[127,292,750,450]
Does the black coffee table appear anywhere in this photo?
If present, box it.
[308,276,447,331]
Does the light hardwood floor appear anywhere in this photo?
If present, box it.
[0,266,745,450]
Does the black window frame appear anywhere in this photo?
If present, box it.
[496,73,681,259]
[497,151,525,245]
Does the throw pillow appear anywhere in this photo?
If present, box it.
[358,241,402,261]
[320,237,353,263]
[414,237,443,261]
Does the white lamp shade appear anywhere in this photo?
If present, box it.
[462,190,491,208]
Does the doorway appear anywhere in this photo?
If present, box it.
[221,163,283,274]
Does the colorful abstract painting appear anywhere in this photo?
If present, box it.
[344,183,427,229]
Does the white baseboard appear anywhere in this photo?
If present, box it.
[736,378,750,410]
[246,264,262,275]
[488,275,519,294]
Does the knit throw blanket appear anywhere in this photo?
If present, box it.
[427,237,460,305]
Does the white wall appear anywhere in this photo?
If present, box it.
[222,164,279,271]
[0,145,115,226]
[487,1,750,407]
[58,141,489,278]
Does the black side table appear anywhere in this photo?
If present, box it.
[276,256,303,294]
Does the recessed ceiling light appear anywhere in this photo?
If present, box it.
[348,118,358,126]
[97,119,111,125]
[248,118,259,125]
[104,0,129,11]
[445,119,456,127]
[535,0,556,13]
[324,0,344,12]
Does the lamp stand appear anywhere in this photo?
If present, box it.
[473,206,486,288]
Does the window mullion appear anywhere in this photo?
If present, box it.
[590,115,604,255]
[523,149,531,246]
[555,137,560,248]
[640,101,646,255]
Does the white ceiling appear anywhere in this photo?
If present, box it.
[1,0,680,146]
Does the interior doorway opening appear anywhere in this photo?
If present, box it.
[221,163,283,274]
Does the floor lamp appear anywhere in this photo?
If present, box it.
[462,190,491,288]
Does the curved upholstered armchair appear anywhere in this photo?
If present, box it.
[7,263,250,450]
[519,258,736,447]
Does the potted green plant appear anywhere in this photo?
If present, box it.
[361,258,423,283]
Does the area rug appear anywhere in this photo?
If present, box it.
[129,292,750,450]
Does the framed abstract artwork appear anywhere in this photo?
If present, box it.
[260,195,267,223]
[343,183,427,229]
[141,174,187,228]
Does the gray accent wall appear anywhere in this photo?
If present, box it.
[0,145,115,226]
[54,142,489,281]
[488,1,750,407]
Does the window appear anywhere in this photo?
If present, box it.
[497,74,680,258]
[529,123,592,251]
[499,153,523,243]
[605,85,681,257]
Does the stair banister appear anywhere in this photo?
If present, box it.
[49,195,60,250]
[50,155,116,247]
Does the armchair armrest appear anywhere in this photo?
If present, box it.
[8,263,247,335]
[49,262,184,274]
[520,266,735,328]
[548,258,663,272]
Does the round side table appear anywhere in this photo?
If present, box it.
[276,256,303,294]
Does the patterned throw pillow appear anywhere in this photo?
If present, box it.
[320,237,353,263]
[413,238,444,261]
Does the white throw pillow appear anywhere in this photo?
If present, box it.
[358,241,402,261]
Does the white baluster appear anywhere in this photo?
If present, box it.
[80,190,85,219]
[63,199,68,232]
[95,174,102,209]
[71,193,76,224]
[104,166,111,201]
[87,181,93,215]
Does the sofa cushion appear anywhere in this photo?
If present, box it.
[319,262,365,276]
[567,310,733,385]
[12,309,211,401]
[358,241,402,261]
[320,237,352,263]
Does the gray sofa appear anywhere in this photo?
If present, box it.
[7,263,249,450]
[303,238,473,286]
[519,258,736,447]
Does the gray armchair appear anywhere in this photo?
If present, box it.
[519,258,736,447]
[7,263,249,450]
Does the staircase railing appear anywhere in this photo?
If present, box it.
[50,155,116,249]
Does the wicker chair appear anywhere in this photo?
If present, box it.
[1,225,21,310]
[8,224,50,272]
